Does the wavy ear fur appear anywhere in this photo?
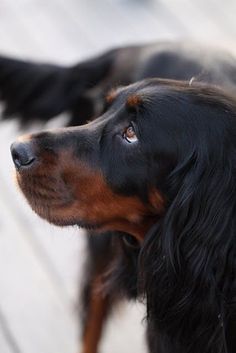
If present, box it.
[140,147,236,353]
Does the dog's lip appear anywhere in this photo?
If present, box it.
[75,220,105,230]
[50,215,103,229]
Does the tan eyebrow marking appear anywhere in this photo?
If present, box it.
[105,89,117,104]
[126,94,143,108]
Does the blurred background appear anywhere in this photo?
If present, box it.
[0,1,235,353]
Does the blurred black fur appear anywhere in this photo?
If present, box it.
[0,50,115,126]
[1,42,236,127]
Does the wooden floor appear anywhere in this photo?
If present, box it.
[0,1,235,352]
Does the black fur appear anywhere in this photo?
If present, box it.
[137,82,236,353]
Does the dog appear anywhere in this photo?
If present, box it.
[10,78,236,353]
[1,42,236,353]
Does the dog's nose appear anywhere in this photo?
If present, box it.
[10,141,35,169]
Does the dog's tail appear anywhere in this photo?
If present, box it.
[0,51,115,127]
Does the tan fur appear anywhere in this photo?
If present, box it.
[126,94,143,108]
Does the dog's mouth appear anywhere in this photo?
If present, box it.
[14,167,163,242]
[16,170,106,231]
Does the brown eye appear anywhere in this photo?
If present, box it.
[123,125,138,143]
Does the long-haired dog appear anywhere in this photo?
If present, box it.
[10,78,236,353]
[1,42,236,353]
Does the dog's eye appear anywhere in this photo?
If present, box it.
[123,125,138,143]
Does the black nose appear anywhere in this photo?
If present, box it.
[10,141,35,169]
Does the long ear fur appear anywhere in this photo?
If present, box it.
[0,50,114,126]
[140,149,236,353]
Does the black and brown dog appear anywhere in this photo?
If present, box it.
[1,42,236,353]
[10,78,236,353]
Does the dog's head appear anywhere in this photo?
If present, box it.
[10,79,236,240]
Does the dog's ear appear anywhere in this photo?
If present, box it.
[0,50,114,126]
[140,150,236,352]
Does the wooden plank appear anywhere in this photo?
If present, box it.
[194,0,236,39]
[0,330,15,353]
[0,185,78,353]
[0,0,92,62]
[105,0,187,42]
[0,3,43,58]
[158,0,232,44]
[0,309,21,353]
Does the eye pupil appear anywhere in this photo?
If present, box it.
[123,125,138,143]
[127,126,134,137]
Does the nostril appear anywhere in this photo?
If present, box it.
[11,149,22,169]
[10,142,35,170]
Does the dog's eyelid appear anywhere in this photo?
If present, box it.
[131,112,142,134]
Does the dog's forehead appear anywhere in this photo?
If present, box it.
[106,85,158,110]
[121,80,179,105]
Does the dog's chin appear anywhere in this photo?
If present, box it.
[45,217,102,230]
[16,180,103,231]
[20,191,103,231]
[24,198,102,229]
